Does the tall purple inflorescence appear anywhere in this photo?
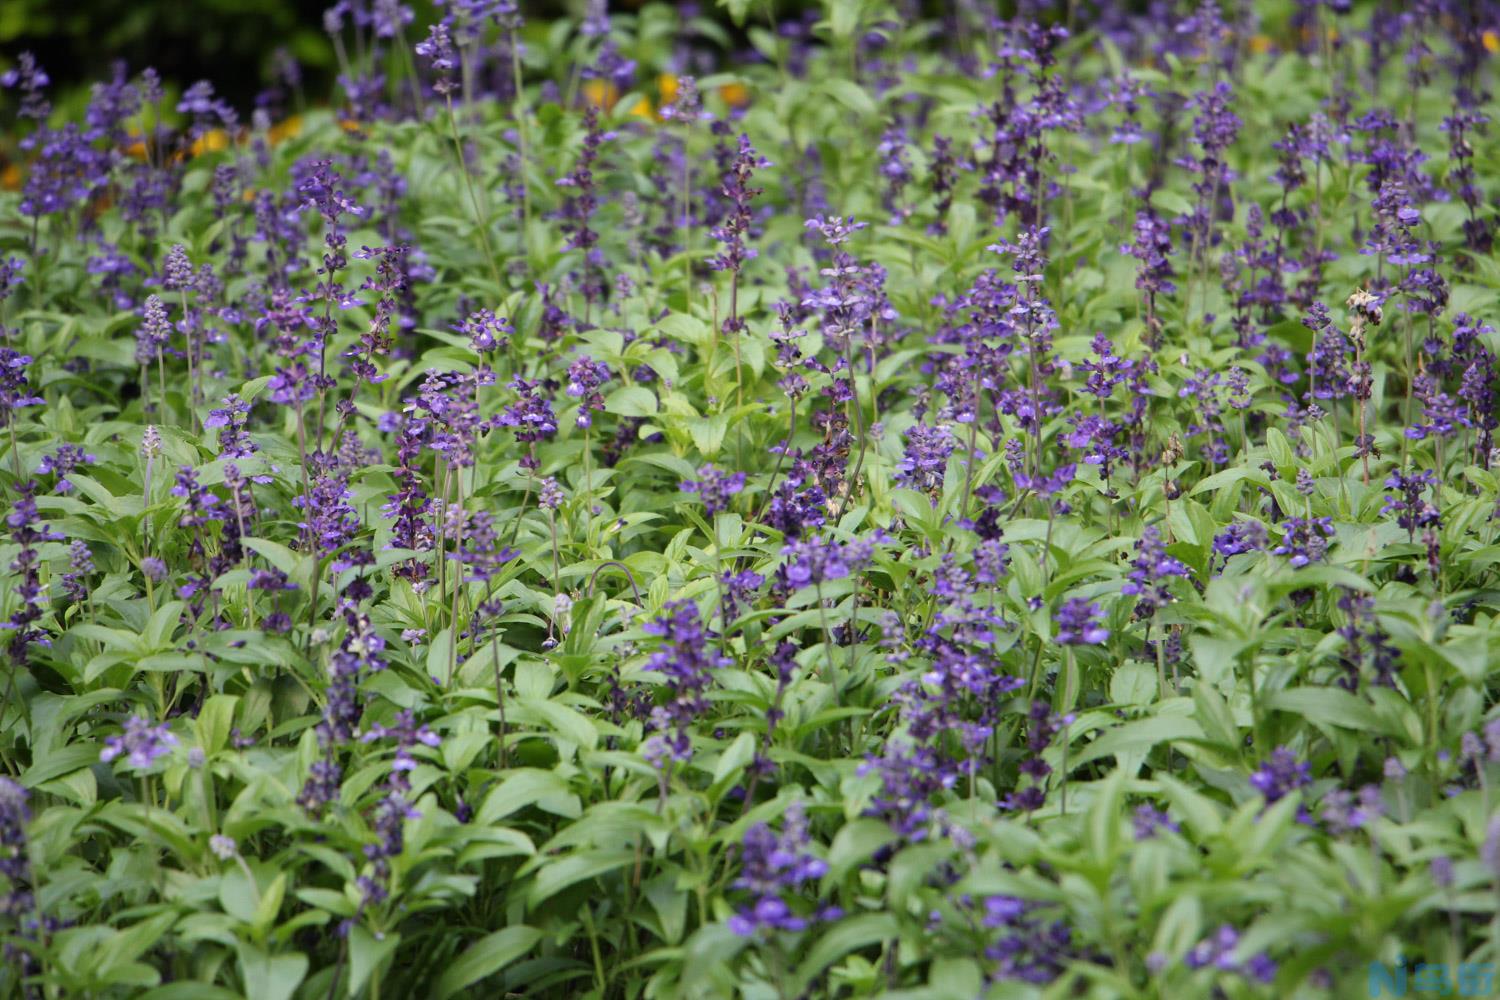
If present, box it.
[728,802,841,935]
[639,601,728,774]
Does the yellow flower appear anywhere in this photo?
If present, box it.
[190,129,230,157]
[1485,30,1499,53]
[1,163,20,192]
[268,115,303,145]
[657,73,679,105]
[1248,34,1272,55]
[583,79,619,110]
[624,97,654,120]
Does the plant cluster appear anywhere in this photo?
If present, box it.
[1,1,1500,997]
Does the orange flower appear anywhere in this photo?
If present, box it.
[718,82,750,108]
[1248,34,1272,55]
[1,163,20,192]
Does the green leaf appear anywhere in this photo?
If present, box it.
[606,386,658,417]
[348,926,402,997]
[656,312,712,346]
[1109,662,1156,706]
[195,695,238,755]
[143,601,185,648]
[234,944,307,1000]
[792,913,897,989]
[1266,687,1387,734]
[686,414,728,456]
[717,0,752,26]
[1265,427,1294,475]
[525,849,635,907]
[825,818,898,883]
[1191,682,1240,750]
[138,986,242,1000]
[434,926,543,1000]
[475,769,580,825]
[427,627,455,686]
[822,78,875,116]
[1072,713,1204,768]
[521,697,600,751]
[711,731,757,788]
[1086,768,1127,863]
[22,744,100,786]
[1154,774,1224,838]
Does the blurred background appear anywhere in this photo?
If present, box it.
[0,0,696,107]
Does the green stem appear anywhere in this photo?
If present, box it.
[445,95,503,291]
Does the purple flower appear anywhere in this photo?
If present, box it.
[37,444,96,493]
[297,757,342,814]
[0,350,42,426]
[172,466,224,529]
[895,422,956,495]
[659,75,708,125]
[1431,855,1455,889]
[100,715,178,770]
[1122,209,1176,301]
[497,376,557,446]
[640,601,728,772]
[449,509,519,583]
[1185,924,1276,984]
[1054,598,1108,645]
[1273,516,1335,568]
[204,395,257,458]
[2,52,51,121]
[1133,804,1179,840]
[1212,520,1267,561]
[61,539,94,603]
[682,464,745,516]
[1249,747,1311,803]
[566,356,611,429]
[5,483,62,664]
[0,775,32,892]
[778,532,884,590]
[858,739,957,839]
[708,135,770,279]
[728,802,836,936]
[268,363,319,407]
[416,21,458,95]
[1318,784,1384,834]
[556,106,614,264]
[538,477,565,511]
[1334,589,1399,691]
[1121,526,1192,617]
[295,475,361,555]
[459,309,512,353]
[162,244,193,292]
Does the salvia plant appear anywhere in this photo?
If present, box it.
[1,0,1500,996]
